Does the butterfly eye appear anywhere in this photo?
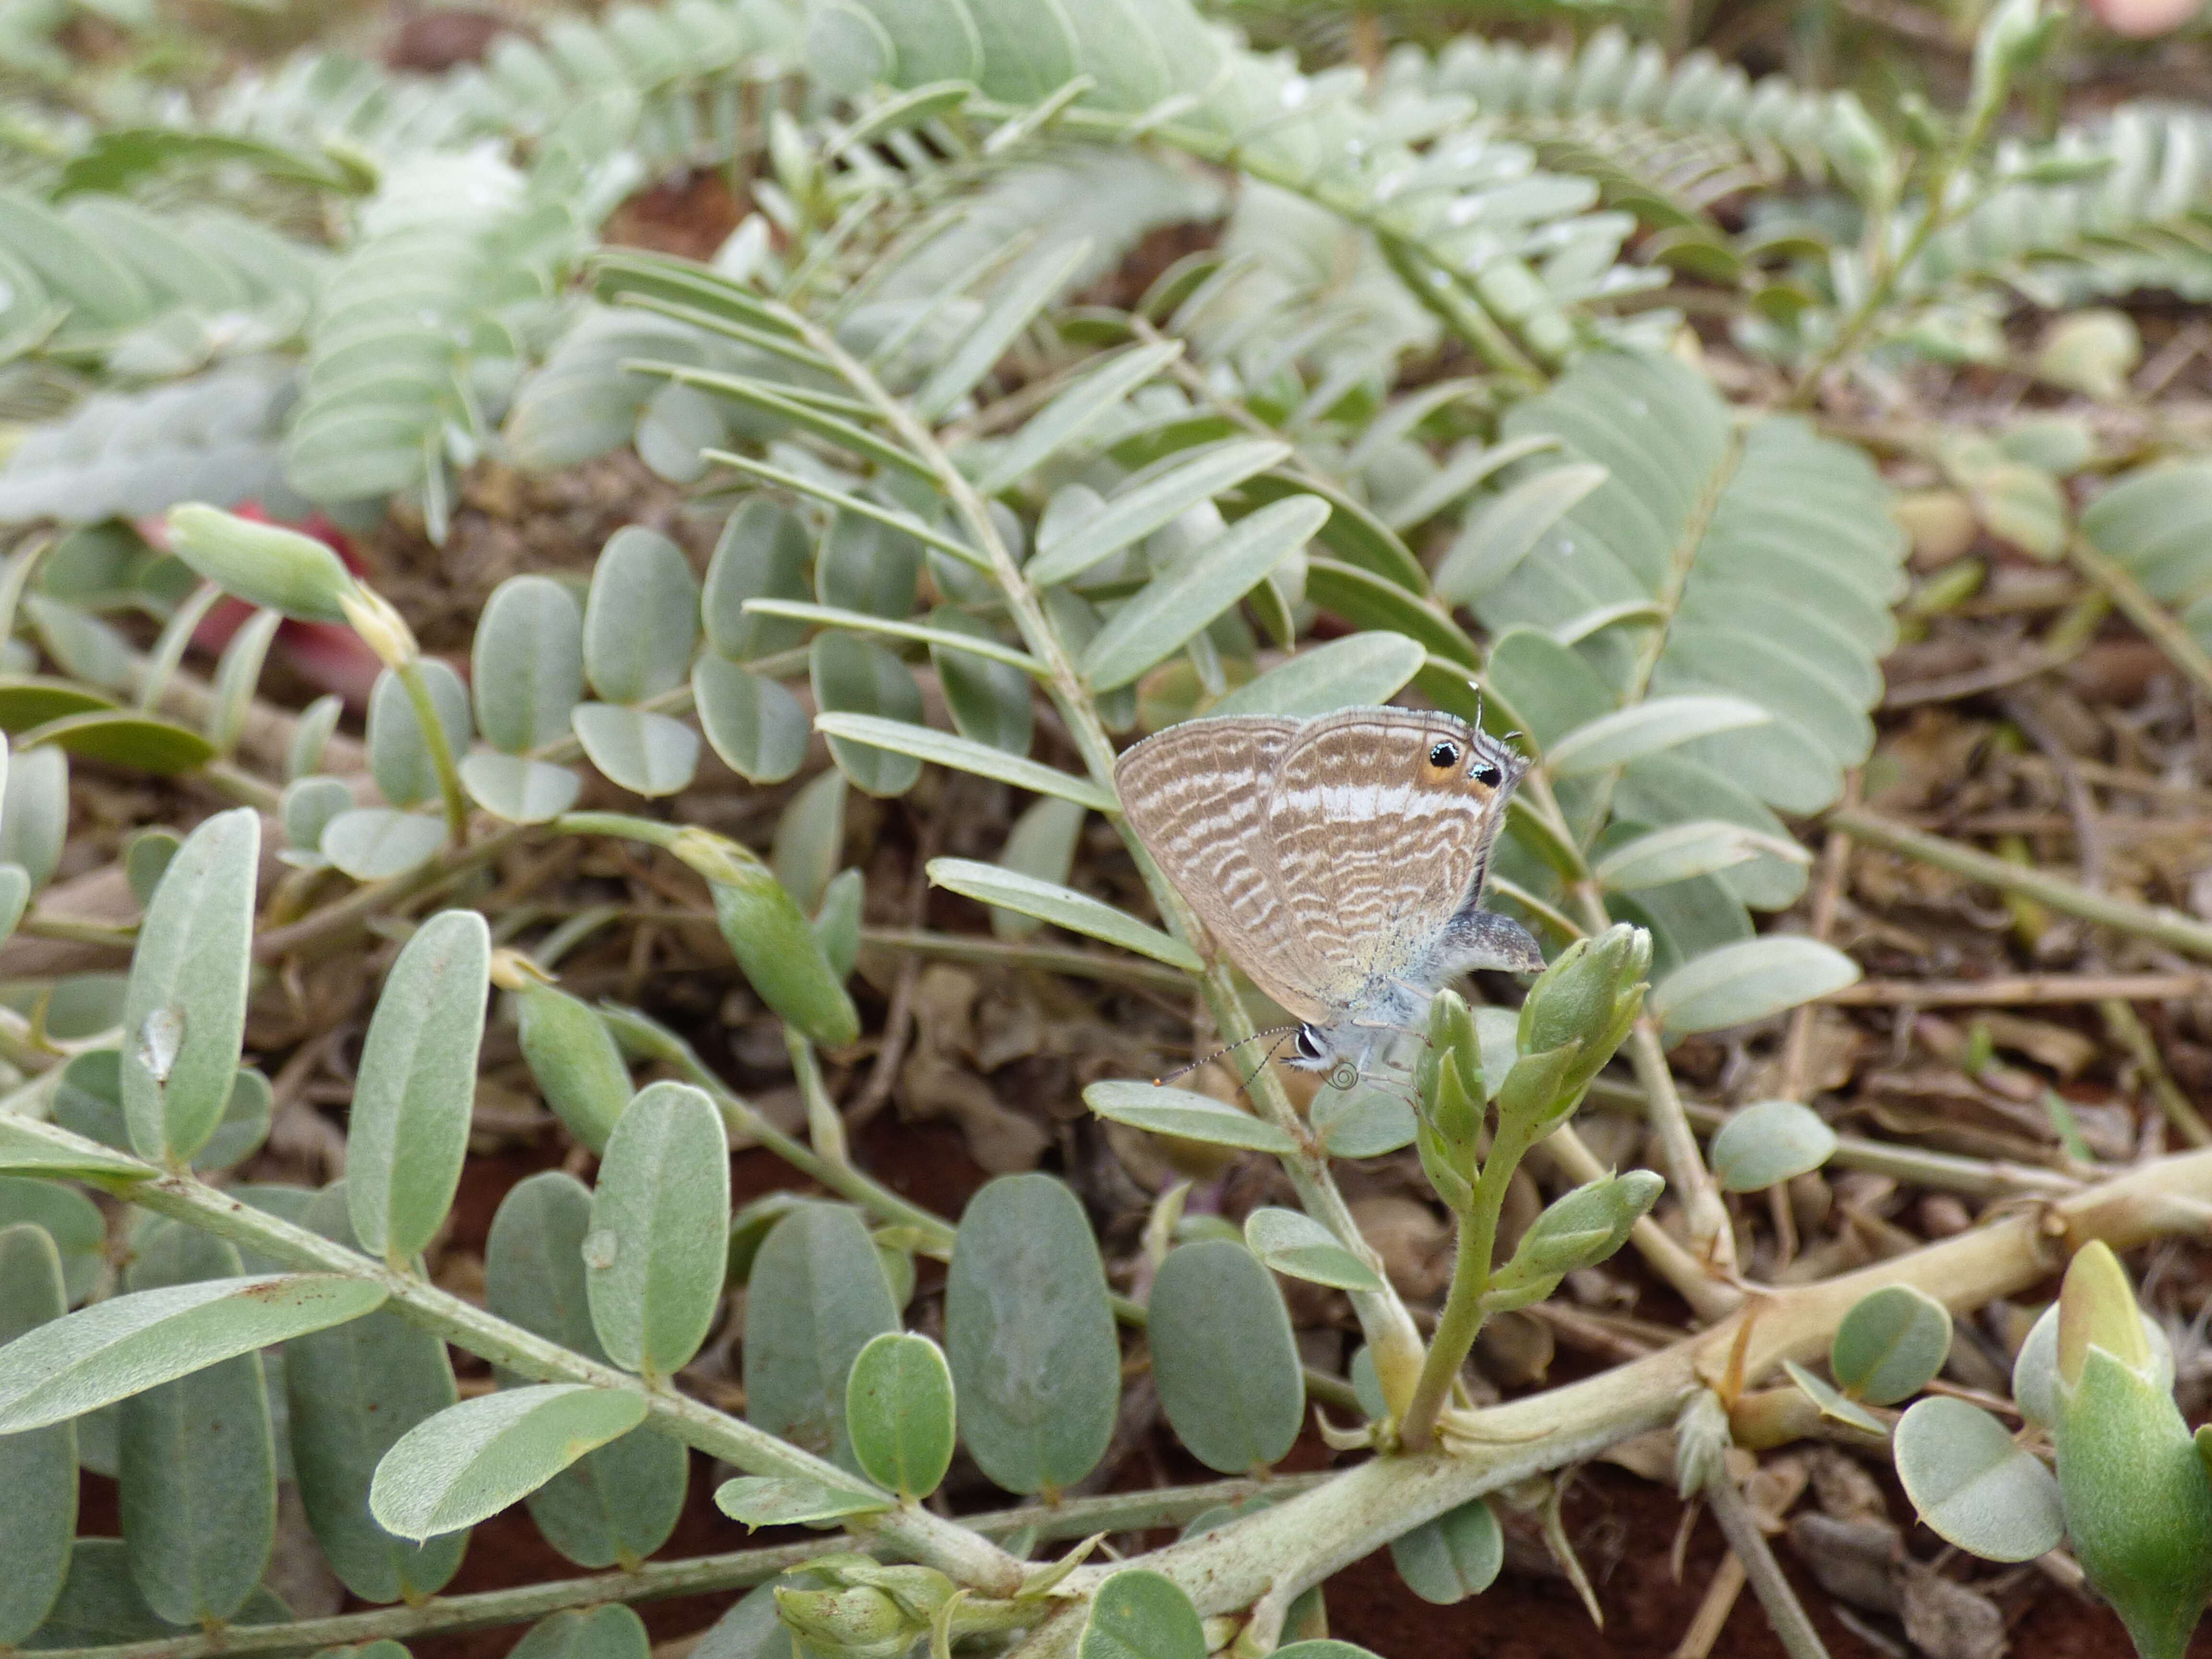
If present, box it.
[1294,1026,1325,1063]
[1427,741,1460,769]
[1469,759,1503,787]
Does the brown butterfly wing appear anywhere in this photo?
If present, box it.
[1114,716,1333,1022]
[1262,710,1516,1009]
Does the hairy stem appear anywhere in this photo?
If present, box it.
[1399,1110,1540,1447]
[1002,1141,2212,1655]
[27,1476,1323,1659]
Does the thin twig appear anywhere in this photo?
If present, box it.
[1704,1469,1830,1659]
[1823,971,2212,1006]
[1828,806,2212,962]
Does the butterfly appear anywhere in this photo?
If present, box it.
[1115,706,1544,1083]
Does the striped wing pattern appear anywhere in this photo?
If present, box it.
[1113,717,1333,1022]
[1264,711,1513,1010]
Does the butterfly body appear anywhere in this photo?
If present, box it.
[1115,707,1544,1078]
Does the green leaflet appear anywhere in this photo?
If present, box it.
[945,1174,1120,1496]
[369,1384,650,1541]
[743,1203,899,1476]
[585,1082,731,1379]
[347,911,491,1263]
[119,806,258,1164]
[1147,1240,1302,1474]
[485,1172,685,1570]
[0,1226,72,1644]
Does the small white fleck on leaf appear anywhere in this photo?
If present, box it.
[136,1005,187,1085]
[581,1227,620,1272]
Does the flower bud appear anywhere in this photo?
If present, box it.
[1483,1169,1661,1311]
[773,1584,918,1659]
[1517,924,1649,1089]
[1969,0,2059,129]
[671,828,860,1047]
[515,982,633,1153]
[2052,1243,2212,1659]
[339,584,420,670]
[168,503,360,623]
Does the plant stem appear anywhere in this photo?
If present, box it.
[27,1475,1325,1659]
[1399,1110,1540,1447]
[393,656,471,844]
[1000,1141,2212,1656]
[1827,805,2212,961]
[1705,1467,1831,1659]
[859,926,1192,991]
[6,1115,1027,1598]
[2066,534,2212,708]
[1788,94,2003,408]
[791,307,1430,1413]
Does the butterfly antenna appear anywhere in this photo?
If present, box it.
[1153,1025,1299,1087]
[1233,1030,1299,1098]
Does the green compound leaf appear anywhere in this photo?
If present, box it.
[1593,820,1811,893]
[348,910,491,1263]
[368,1384,650,1542]
[976,340,1184,493]
[586,1082,731,1380]
[1243,1207,1384,1292]
[744,1203,898,1477]
[946,1174,1120,1497]
[1390,1497,1504,1604]
[1081,1568,1206,1659]
[1084,1081,1298,1155]
[0,1274,386,1434]
[1148,1239,1302,1475]
[1894,1395,2063,1563]
[515,986,633,1155]
[0,1176,105,1303]
[712,1475,891,1528]
[846,1331,957,1500]
[1832,1284,1953,1407]
[1709,1099,1838,1192]
[120,804,257,1164]
[930,859,1202,971]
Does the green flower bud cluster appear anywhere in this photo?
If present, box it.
[1506,923,1649,1130]
[774,1555,1032,1657]
[2051,1243,2212,1659]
